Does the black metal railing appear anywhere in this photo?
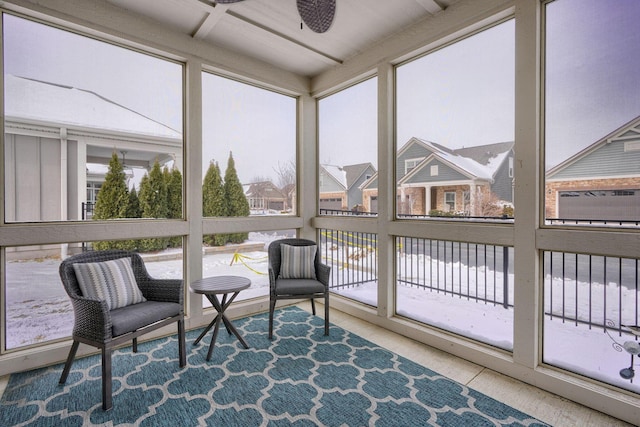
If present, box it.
[320,210,640,228]
[319,229,378,289]
[318,227,640,334]
[396,236,513,308]
[319,208,377,217]
[544,251,640,335]
[82,202,95,220]
[320,208,513,221]
[547,218,640,227]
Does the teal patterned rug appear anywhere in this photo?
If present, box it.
[1,307,548,426]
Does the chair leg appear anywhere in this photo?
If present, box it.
[268,298,277,339]
[59,340,80,384]
[324,293,330,336]
[178,318,186,367]
[310,298,316,315]
[133,337,138,353]
[102,348,113,411]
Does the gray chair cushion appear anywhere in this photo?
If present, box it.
[275,278,326,296]
[110,301,181,337]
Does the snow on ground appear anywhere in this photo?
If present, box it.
[4,231,640,395]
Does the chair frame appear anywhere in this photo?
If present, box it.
[58,250,186,410]
[268,238,331,339]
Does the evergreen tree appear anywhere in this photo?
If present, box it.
[125,186,141,219]
[93,152,129,220]
[166,166,183,248]
[202,161,227,246]
[138,160,169,251]
[223,152,250,243]
[92,152,129,250]
[120,186,141,251]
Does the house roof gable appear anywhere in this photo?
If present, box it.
[547,115,640,179]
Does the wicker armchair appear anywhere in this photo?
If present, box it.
[268,238,331,339]
[58,250,186,410]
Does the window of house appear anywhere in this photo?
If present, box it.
[4,241,183,350]
[396,20,514,220]
[200,74,296,300]
[318,77,378,217]
[2,14,187,350]
[318,78,378,306]
[543,0,640,395]
[201,72,296,219]
[405,158,424,175]
[544,0,640,227]
[3,14,184,224]
[444,191,456,212]
[394,19,515,350]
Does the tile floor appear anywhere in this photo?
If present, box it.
[0,303,634,426]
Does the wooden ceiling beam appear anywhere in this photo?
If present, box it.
[415,0,444,15]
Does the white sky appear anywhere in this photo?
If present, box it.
[4,0,640,179]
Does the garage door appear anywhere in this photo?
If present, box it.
[319,197,343,211]
[558,189,640,221]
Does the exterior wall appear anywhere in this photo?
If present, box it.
[363,189,376,213]
[347,165,375,208]
[401,187,425,215]
[404,159,468,183]
[4,133,66,259]
[545,177,640,218]
[319,169,345,192]
[431,185,469,214]
[550,140,640,180]
[492,154,514,203]
[396,142,429,181]
[4,133,62,222]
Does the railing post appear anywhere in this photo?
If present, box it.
[503,246,509,309]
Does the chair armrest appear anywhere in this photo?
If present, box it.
[70,296,112,342]
[268,267,277,291]
[316,263,331,287]
[137,278,183,305]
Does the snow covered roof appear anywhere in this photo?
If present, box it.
[321,164,347,188]
[4,75,181,140]
[398,137,513,182]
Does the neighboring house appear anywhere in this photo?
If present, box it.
[343,163,376,210]
[244,181,288,213]
[319,163,377,212]
[546,115,640,221]
[362,137,514,216]
[281,183,296,214]
[319,164,348,210]
[4,75,182,257]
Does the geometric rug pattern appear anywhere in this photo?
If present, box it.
[1,307,549,426]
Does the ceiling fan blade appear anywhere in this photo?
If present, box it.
[297,0,336,33]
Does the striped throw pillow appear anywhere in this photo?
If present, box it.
[280,244,317,279]
[73,257,146,310]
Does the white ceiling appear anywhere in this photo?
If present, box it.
[105,0,453,78]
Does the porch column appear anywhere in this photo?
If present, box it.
[424,184,431,215]
[469,183,477,216]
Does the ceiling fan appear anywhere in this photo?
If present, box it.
[215,0,336,33]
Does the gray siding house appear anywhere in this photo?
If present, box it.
[546,115,640,221]
[362,137,514,216]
